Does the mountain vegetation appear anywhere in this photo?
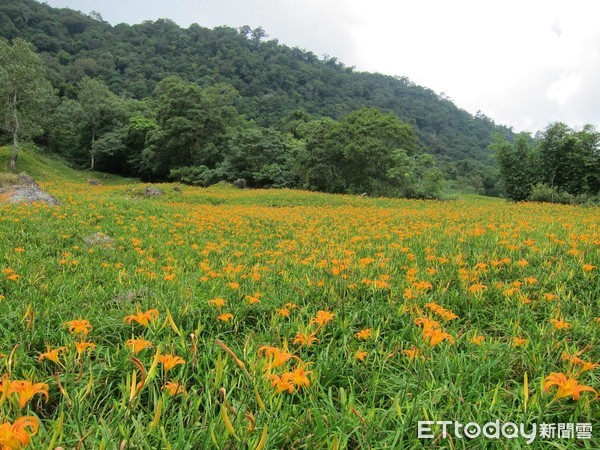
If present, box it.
[493,123,600,204]
[1,0,598,202]
[0,0,520,198]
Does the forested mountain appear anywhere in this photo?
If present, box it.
[0,0,515,194]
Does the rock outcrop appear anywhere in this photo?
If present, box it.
[0,175,60,205]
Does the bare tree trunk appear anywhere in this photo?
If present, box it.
[9,91,19,171]
[90,128,95,171]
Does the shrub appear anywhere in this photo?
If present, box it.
[169,165,213,187]
[529,183,574,204]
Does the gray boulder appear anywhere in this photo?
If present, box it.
[143,187,163,197]
[0,175,60,206]
[83,232,115,247]
[233,178,247,189]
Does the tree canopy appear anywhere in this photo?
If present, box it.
[0,37,52,169]
[0,0,513,194]
[493,124,600,203]
[2,0,597,204]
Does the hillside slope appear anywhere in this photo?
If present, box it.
[0,0,512,192]
[0,146,132,184]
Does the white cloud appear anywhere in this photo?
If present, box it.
[546,73,582,107]
[551,20,562,37]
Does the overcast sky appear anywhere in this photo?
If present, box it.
[42,0,600,133]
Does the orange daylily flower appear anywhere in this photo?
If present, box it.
[74,341,96,356]
[258,345,299,371]
[426,302,459,321]
[561,352,599,373]
[9,380,49,409]
[292,332,319,347]
[423,328,454,346]
[163,381,186,396]
[470,335,485,346]
[246,295,261,304]
[64,319,92,336]
[414,317,440,331]
[310,310,335,327]
[158,354,186,372]
[402,347,420,361]
[217,313,234,322]
[38,346,67,365]
[289,365,313,389]
[468,283,487,294]
[208,298,226,308]
[355,350,368,361]
[267,363,315,393]
[124,309,159,327]
[0,416,39,449]
[413,281,432,291]
[276,308,291,317]
[513,337,529,347]
[126,338,153,354]
[544,372,596,401]
[550,319,571,330]
[267,373,295,394]
[354,328,372,340]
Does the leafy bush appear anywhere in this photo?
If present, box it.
[573,192,600,206]
[169,165,213,186]
[529,183,574,204]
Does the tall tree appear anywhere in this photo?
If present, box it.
[223,126,290,187]
[576,124,600,194]
[538,122,600,195]
[302,108,422,196]
[0,37,52,169]
[78,76,123,170]
[45,97,83,158]
[492,132,537,201]
[142,76,238,178]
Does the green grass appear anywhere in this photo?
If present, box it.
[0,172,18,188]
[0,145,135,184]
[0,147,598,449]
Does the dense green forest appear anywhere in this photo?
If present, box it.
[493,124,600,204]
[1,0,597,201]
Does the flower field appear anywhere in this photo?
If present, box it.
[0,178,598,449]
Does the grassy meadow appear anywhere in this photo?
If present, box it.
[0,148,598,449]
